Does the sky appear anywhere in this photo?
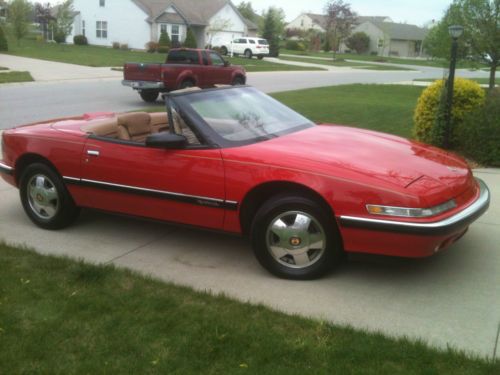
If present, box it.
[43,0,453,26]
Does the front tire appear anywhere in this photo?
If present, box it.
[251,194,343,280]
[139,90,159,103]
[244,49,253,59]
[179,80,194,89]
[221,46,228,55]
[20,163,80,230]
[232,76,245,85]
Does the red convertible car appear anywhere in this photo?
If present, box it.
[0,86,490,279]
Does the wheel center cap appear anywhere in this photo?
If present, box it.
[290,237,302,247]
[36,193,44,202]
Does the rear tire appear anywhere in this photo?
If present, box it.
[139,90,159,103]
[251,194,343,280]
[232,76,245,85]
[244,49,252,59]
[20,163,80,230]
[179,80,194,89]
[221,46,228,55]
[257,55,264,60]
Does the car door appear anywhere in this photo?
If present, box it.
[232,38,244,55]
[78,136,227,230]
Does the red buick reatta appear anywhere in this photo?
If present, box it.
[0,86,490,279]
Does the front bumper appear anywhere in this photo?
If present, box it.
[339,178,490,236]
[122,80,165,90]
[0,161,14,176]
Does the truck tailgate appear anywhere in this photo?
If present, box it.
[123,63,162,81]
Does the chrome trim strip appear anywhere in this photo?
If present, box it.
[62,176,238,210]
[122,80,165,90]
[340,178,490,235]
[0,161,14,176]
[87,150,100,156]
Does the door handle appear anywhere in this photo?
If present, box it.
[87,150,100,157]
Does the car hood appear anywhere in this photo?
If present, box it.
[229,125,472,196]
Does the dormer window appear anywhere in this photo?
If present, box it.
[100,0,105,7]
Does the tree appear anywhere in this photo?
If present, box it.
[184,27,197,48]
[206,17,232,47]
[51,0,74,44]
[0,24,8,51]
[261,6,285,57]
[237,1,256,22]
[158,30,171,53]
[345,31,370,54]
[324,0,357,59]
[7,0,32,43]
[424,0,499,90]
[34,2,54,40]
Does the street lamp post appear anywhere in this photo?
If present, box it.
[443,25,464,149]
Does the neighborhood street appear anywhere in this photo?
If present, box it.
[0,54,491,129]
[0,55,498,359]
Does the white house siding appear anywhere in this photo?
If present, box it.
[70,0,151,49]
[286,14,325,32]
[206,4,246,48]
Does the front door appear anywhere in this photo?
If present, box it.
[78,139,227,230]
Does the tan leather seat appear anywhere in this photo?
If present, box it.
[117,112,152,142]
[82,118,119,138]
[149,113,169,133]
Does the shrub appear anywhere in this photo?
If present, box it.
[454,88,500,166]
[285,40,306,51]
[112,42,120,49]
[183,28,197,48]
[0,25,8,51]
[413,78,485,145]
[53,30,66,44]
[323,37,331,52]
[345,32,370,54]
[145,41,158,53]
[120,43,129,50]
[158,31,171,54]
[73,34,88,45]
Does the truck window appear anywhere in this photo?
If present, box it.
[201,51,209,65]
[167,50,199,64]
[209,52,225,67]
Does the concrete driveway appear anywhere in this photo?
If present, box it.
[0,160,498,358]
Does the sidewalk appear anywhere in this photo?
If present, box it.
[0,54,122,82]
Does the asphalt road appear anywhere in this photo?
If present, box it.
[0,65,489,129]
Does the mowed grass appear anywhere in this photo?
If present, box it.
[4,37,323,72]
[279,55,415,71]
[280,49,487,69]
[271,84,424,138]
[1,243,498,374]
[0,71,34,84]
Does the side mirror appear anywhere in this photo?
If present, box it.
[224,60,231,67]
[146,132,187,149]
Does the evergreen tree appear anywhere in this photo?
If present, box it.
[262,7,284,57]
[0,25,8,51]
[158,31,171,53]
[183,28,197,48]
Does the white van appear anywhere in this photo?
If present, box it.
[213,37,270,60]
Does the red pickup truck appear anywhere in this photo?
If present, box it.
[122,48,246,102]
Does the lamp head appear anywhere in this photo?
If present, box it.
[448,25,464,39]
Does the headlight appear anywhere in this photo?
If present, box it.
[366,200,457,218]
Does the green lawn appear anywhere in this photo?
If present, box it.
[279,56,414,71]
[271,84,424,138]
[4,38,323,71]
[280,49,486,69]
[0,71,34,84]
[414,77,499,85]
[1,243,497,374]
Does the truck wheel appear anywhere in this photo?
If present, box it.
[257,55,264,60]
[244,49,253,59]
[251,194,343,280]
[180,80,194,89]
[232,76,245,85]
[139,90,159,103]
[221,46,228,55]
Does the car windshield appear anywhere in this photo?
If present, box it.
[175,87,314,146]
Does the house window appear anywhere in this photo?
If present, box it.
[99,0,105,7]
[96,21,108,38]
[160,24,168,34]
[82,20,85,37]
[171,25,180,43]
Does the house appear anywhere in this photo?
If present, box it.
[286,13,391,33]
[0,0,7,21]
[350,20,428,57]
[69,0,258,50]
